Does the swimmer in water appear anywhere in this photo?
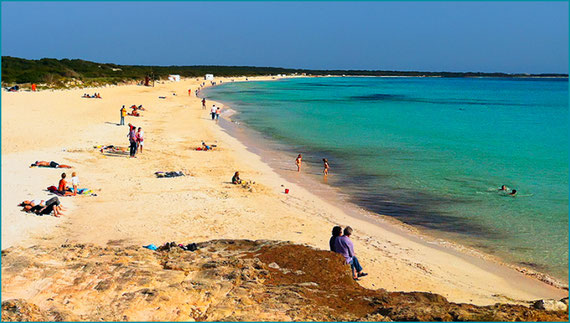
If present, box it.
[499,185,509,191]
[509,189,517,196]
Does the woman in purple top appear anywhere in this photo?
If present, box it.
[334,226,368,280]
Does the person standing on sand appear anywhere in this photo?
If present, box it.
[202,98,206,109]
[211,105,217,120]
[128,125,137,158]
[137,127,144,153]
[329,226,342,251]
[71,172,79,196]
[295,154,302,172]
[334,226,368,280]
[215,107,221,122]
[120,105,126,125]
[323,158,330,175]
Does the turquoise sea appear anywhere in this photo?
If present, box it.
[203,77,569,281]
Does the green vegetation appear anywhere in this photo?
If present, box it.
[2,56,567,88]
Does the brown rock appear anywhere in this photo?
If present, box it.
[2,240,568,321]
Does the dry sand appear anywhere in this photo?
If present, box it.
[1,76,567,306]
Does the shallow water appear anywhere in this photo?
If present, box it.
[204,77,569,281]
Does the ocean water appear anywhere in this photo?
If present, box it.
[203,77,569,281]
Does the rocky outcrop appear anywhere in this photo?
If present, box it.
[2,240,568,321]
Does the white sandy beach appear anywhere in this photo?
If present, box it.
[1,76,567,306]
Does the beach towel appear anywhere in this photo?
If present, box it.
[143,244,158,251]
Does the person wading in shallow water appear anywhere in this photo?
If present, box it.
[295,154,302,172]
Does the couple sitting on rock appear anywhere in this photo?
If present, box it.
[330,226,368,280]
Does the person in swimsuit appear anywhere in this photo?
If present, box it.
[499,185,508,191]
[323,158,330,175]
[509,189,517,196]
[295,154,302,172]
[30,161,71,168]
[137,127,144,153]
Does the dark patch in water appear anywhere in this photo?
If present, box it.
[348,93,533,107]
[350,93,407,101]
[276,144,504,239]
[297,82,365,88]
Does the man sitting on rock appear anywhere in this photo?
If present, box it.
[334,226,368,280]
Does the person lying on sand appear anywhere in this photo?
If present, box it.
[232,172,242,185]
[37,197,64,217]
[334,226,368,280]
[30,161,72,168]
[201,142,213,151]
[20,199,45,213]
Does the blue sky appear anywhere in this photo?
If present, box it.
[1,1,568,73]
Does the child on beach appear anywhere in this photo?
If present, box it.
[295,154,302,172]
[232,172,242,184]
[323,158,330,175]
[71,172,79,196]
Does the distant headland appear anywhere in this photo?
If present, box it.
[2,56,567,89]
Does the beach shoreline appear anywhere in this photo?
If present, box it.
[203,80,569,291]
[1,76,567,308]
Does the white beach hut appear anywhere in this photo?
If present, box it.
[168,74,181,82]
[205,74,214,81]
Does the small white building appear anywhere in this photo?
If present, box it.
[168,74,181,82]
[205,74,214,81]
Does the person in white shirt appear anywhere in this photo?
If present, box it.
[211,105,217,120]
[71,172,79,196]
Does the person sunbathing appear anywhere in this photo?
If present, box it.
[20,199,45,213]
[30,161,72,168]
[201,142,212,151]
[129,110,140,117]
[37,197,64,217]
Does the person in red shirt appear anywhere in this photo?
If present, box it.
[58,173,72,196]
